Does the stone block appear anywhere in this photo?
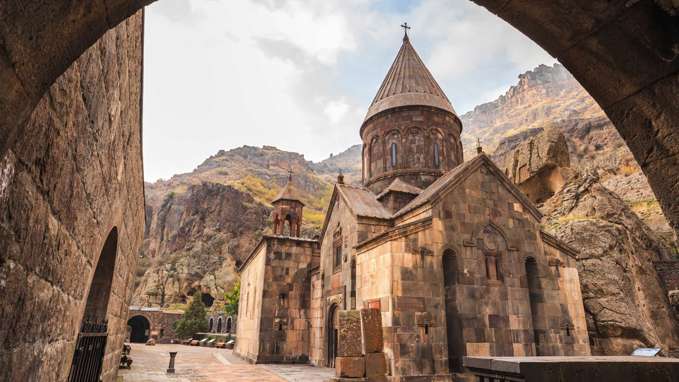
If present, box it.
[365,352,387,378]
[335,356,365,378]
[360,308,383,353]
[338,310,363,357]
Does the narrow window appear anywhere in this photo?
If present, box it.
[434,143,441,168]
[333,228,342,271]
[390,143,398,167]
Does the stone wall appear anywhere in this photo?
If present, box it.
[0,12,144,382]
[361,106,463,193]
[353,162,590,380]
[309,270,324,365]
[127,308,183,343]
[256,236,319,363]
[235,244,267,360]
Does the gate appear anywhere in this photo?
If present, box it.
[68,320,108,382]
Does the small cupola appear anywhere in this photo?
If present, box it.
[271,172,304,237]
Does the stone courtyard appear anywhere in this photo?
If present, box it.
[118,344,333,382]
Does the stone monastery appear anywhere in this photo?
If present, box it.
[235,31,591,380]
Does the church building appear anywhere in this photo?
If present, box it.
[235,30,590,380]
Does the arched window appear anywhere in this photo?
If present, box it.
[217,317,223,333]
[284,214,293,236]
[442,249,457,286]
[370,137,380,177]
[390,142,398,168]
[434,143,441,168]
[209,318,214,332]
[525,257,543,355]
[333,228,342,271]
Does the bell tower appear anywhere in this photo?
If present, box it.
[361,27,463,194]
[271,172,304,237]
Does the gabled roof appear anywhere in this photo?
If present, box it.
[376,178,423,199]
[364,34,457,122]
[272,176,304,205]
[337,184,392,219]
[319,183,392,240]
[393,154,543,221]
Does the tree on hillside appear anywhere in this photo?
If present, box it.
[224,280,240,317]
[173,293,208,339]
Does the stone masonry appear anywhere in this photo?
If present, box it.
[0,12,144,382]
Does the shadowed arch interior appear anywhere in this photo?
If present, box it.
[81,228,119,322]
[442,249,464,372]
[127,315,151,343]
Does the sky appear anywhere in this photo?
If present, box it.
[142,0,555,182]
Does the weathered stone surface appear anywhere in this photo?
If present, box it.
[492,126,571,204]
[360,308,383,354]
[0,12,144,382]
[543,172,679,355]
[476,63,674,240]
[134,182,270,306]
[336,356,365,378]
[338,310,363,357]
[365,352,387,378]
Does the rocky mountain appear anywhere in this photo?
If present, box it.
[463,63,674,242]
[542,172,679,355]
[310,144,362,185]
[134,145,356,305]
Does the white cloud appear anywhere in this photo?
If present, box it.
[142,0,555,181]
[323,99,351,124]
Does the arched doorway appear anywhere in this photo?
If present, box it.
[226,317,232,333]
[68,228,119,382]
[327,303,339,368]
[201,293,215,307]
[442,249,464,372]
[217,317,223,333]
[127,315,151,343]
[209,317,214,332]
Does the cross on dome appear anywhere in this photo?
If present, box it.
[400,22,411,40]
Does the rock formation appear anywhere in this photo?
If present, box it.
[542,172,679,355]
[466,63,674,241]
[133,182,269,306]
[492,127,571,204]
[136,145,356,306]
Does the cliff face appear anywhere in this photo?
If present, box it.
[469,63,674,241]
[133,182,269,306]
[135,145,356,306]
[542,172,679,355]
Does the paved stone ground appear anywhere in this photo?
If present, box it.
[118,344,334,382]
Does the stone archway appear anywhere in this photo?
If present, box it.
[327,303,339,368]
[68,228,119,381]
[127,315,151,343]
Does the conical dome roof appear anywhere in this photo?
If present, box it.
[364,34,456,122]
[272,174,305,206]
